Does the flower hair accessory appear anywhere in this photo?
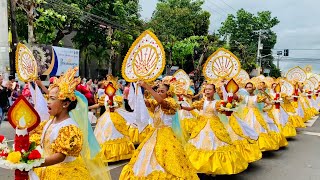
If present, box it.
[49,67,80,101]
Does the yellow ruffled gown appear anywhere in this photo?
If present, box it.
[269,91,296,138]
[178,94,198,140]
[239,95,280,151]
[282,97,306,128]
[30,118,91,179]
[295,94,318,122]
[221,112,262,163]
[94,95,135,162]
[185,99,248,175]
[306,94,320,114]
[120,98,199,180]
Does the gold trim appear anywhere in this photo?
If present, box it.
[211,55,234,78]
[309,77,319,88]
[286,66,307,82]
[132,44,159,78]
[15,43,38,82]
[203,48,241,81]
[122,30,165,82]
[173,69,190,91]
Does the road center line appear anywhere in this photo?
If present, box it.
[301,131,320,137]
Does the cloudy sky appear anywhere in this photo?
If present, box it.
[139,0,320,74]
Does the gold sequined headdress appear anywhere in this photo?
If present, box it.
[49,67,81,101]
[103,75,119,90]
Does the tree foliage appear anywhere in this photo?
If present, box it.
[149,0,210,41]
[147,0,211,69]
[219,9,280,77]
[73,0,144,77]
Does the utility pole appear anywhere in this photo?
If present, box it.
[254,29,268,74]
[256,30,262,66]
[9,0,19,76]
[276,51,283,69]
[226,33,231,47]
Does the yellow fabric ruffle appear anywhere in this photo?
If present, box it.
[109,112,131,136]
[155,127,198,178]
[258,133,279,152]
[269,131,288,148]
[146,98,179,115]
[311,107,319,116]
[128,125,154,145]
[34,157,91,180]
[120,128,198,180]
[280,122,297,138]
[190,116,233,145]
[99,137,135,163]
[185,143,248,175]
[229,114,249,140]
[282,100,296,113]
[192,99,205,111]
[52,125,83,157]
[289,115,306,128]
[240,107,270,132]
[233,139,262,163]
[181,118,197,139]
[114,95,124,107]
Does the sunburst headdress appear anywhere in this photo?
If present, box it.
[49,67,81,101]
[103,75,120,90]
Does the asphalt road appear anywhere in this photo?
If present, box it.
[1,116,320,180]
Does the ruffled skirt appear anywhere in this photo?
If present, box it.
[186,118,248,175]
[233,139,262,163]
[34,158,91,180]
[120,127,199,180]
[99,137,135,162]
[128,125,154,145]
[185,144,248,175]
[288,114,306,128]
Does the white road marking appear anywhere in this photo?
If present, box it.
[301,131,320,137]
[305,116,318,127]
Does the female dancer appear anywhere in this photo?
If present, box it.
[120,81,198,179]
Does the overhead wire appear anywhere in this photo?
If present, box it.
[218,0,237,12]
[45,0,128,30]
[206,0,232,16]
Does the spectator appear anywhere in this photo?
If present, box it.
[10,82,20,105]
[123,82,133,112]
[77,78,95,106]
[0,75,12,123]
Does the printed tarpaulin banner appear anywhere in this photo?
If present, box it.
[51,46,79,76]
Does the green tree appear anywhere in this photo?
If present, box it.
[148,0,210,66]
[171,35,222,73]
[149,0,210,40]
[73,0,144,76]
[219,9,280,77]
[14,0,83,45]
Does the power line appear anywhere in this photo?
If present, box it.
[218,0,237,12]
[206,0,231,16]
[202,3,227,18]
[45,0,128,30]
